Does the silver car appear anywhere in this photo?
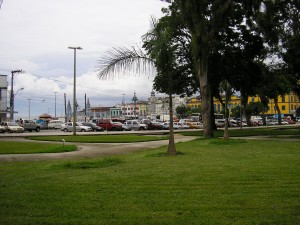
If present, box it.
[61,122,93,132]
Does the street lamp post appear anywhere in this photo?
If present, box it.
[68,46,82,135]
[54,91,57,118]
[27,98,31,119]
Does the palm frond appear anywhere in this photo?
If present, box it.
[96,46,156,79]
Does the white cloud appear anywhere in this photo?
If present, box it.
[0,0,168,118]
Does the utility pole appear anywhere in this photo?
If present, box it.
[10,70,23,121]
[54,92,57,118]
[84,93,87,122]
[64,93,67,123]
[122,93,125,118]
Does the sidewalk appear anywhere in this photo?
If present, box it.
[0,134,198,162]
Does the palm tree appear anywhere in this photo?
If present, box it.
[219,80,234,140]
[97,18,178,156]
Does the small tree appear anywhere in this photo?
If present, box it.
[219,80,234,140]
[176,105,189,118]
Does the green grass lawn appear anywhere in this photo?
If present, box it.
[27,134,168,143]
[0,139,299,225]
[182,126,300,138]
[0,142,77,154]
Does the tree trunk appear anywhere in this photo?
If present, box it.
[197,60,214,138]
[274,98,282,125]
[224,92,229,140]
[241,92,251,126]
[258,93,269,126]
[167,93,176,156]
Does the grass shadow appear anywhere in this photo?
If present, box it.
[60,157,123,169]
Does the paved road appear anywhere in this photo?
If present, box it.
[0,134,198,162]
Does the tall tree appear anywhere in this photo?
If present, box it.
[97,17,195,156]
[173,1,235,138]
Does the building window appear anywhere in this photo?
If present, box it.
[218,104,220,112]
[282,96,285,102]
[291,96,294,102]
[282,105,286,110]
[252,98,254,102]
[267,106,270,110]
[291,104,293,110]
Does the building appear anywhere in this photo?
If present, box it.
[0,75,8,122]
[248,93,300,116]
[148,91,187,118]
[115,101,149,119]
[187,92,300,118]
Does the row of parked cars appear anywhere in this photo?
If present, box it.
[58,118,204,133]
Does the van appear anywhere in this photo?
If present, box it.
[48,120,64,129]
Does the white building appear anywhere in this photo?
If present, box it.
[148,91,187,118]
[0,75,8,122]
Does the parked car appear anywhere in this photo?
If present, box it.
[0,124,6,133]
[186,122,203,129]
[140,119,163,130]
[124,120,147,130]
[48,120,64,129]
[161,122,185,130]
[162,122,170,130]
[215,119,225,128]
[17,119,41,132]
[61,122,93,132]
[285,119,296,124]
[91,119,123,131]
[81,122,104,131]
[2,122,24,133]
[172,122,188,129]
[113,122,131,131]
[35,120,48,129]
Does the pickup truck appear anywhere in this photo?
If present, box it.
[17,119,41,132]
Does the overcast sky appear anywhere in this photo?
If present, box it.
[0,0,167,119]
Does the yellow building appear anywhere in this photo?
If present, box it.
[187,92,300,116]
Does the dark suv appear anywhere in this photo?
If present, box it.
[91,119,123,131]
[140,119,163,130]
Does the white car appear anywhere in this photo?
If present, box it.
[2,122,24,133]
[48,120,64,129]
[124,120,147,131]
[173,122,184,129]
[61,122,92,132]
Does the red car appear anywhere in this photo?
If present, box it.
[91,119,123,131]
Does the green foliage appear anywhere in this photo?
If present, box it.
[142,16,197,96]
[175,104,189,118]
[0,139,299,224]
[231,105,242,118]
[296,107,300,116]
[246,101,264,116]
